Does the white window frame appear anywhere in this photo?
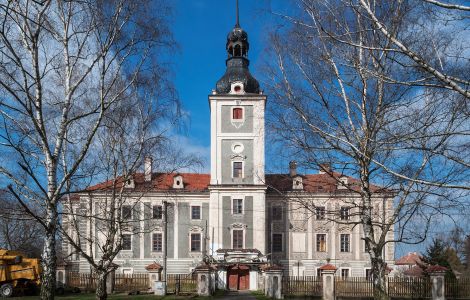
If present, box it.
[232,161,244,179]
[316,206,326,220]
[316,233,327,252]
[231,106,245,122]
[271,233,284,253]
[232,198,244,215]
[151,232,163,252]
[121,205,132,220]
[121,233,132,251]
[190,205,202,220]
[340,268,351,279]
[340,234,351,252]
[152,205,163,220]
[190,232,202,252]
[340,206,350,220]
[231,228,245,249]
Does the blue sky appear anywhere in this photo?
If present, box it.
[171,0,276,170]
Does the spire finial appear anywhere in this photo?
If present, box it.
[235,0,240,28]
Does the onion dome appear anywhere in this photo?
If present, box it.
[215,2,260,94]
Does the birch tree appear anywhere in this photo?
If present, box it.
[0,1,175,298]
[265,1,469,298]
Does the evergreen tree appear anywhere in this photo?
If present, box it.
[422,238,458,278]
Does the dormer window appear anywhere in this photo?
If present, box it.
[292,176,303,190]
[173,175,184,189]
[338,176,348,190]
[124,177,134,189]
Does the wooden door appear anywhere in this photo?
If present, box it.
[228,270,239,290]
[238,270,249,290]
[227,266,250,290]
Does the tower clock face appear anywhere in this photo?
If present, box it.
[232,143,244,154]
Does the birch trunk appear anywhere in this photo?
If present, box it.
[40,211,57,300]
[370,251,389,300]
[95,271,108,300]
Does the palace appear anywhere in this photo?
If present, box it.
[62,9,395,291]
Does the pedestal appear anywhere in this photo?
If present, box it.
[264,266,283,299]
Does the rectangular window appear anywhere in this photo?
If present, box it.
[152,205,163,219]
[233,162,243,178]
[121,205,132,220]
[272,234,283,252]
[316,207,326,220]
[272,206,282,221]
[191,206,201,219]
[122,234,132,250]
[232,107,243,120]
[316,234,327,252]
[233,230,244,249]
[340,207,350,220]
[232,199,243,215]
[190,233,201,252]
[152,233,162,252]
[340,234,350,252]
[341,269,349,279]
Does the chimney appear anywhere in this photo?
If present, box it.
[144,156,153,182]
[318,163,331,174]
[289,161,297,177]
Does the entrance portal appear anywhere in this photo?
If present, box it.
[227,265,250,290]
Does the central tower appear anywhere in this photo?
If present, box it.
[208,4,267,256]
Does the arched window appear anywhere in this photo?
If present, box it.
[232,107,243,120]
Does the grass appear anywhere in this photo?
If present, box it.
[250,290,271,300]
[11,293,199,300]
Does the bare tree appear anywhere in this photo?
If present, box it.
[357,0,470,99]
[0,190,44,258]
[59,86,200,300]
[264,1,469,298]
[0,1,175,298]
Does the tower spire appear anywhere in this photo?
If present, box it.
[235,0,240,28]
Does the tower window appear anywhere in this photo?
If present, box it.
[232,199,243,215]
[190,233,201,252]
[233,162,243,178]
[232,229,244,249]
[272,234,283,252]
[232,107,243,119]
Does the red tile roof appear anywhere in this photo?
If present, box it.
[145,263,162,271]
[427,265,448,273]
[77,172,388,196]
[403,265,424,277]
[395,252,422,266]
[319,263,337,271]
